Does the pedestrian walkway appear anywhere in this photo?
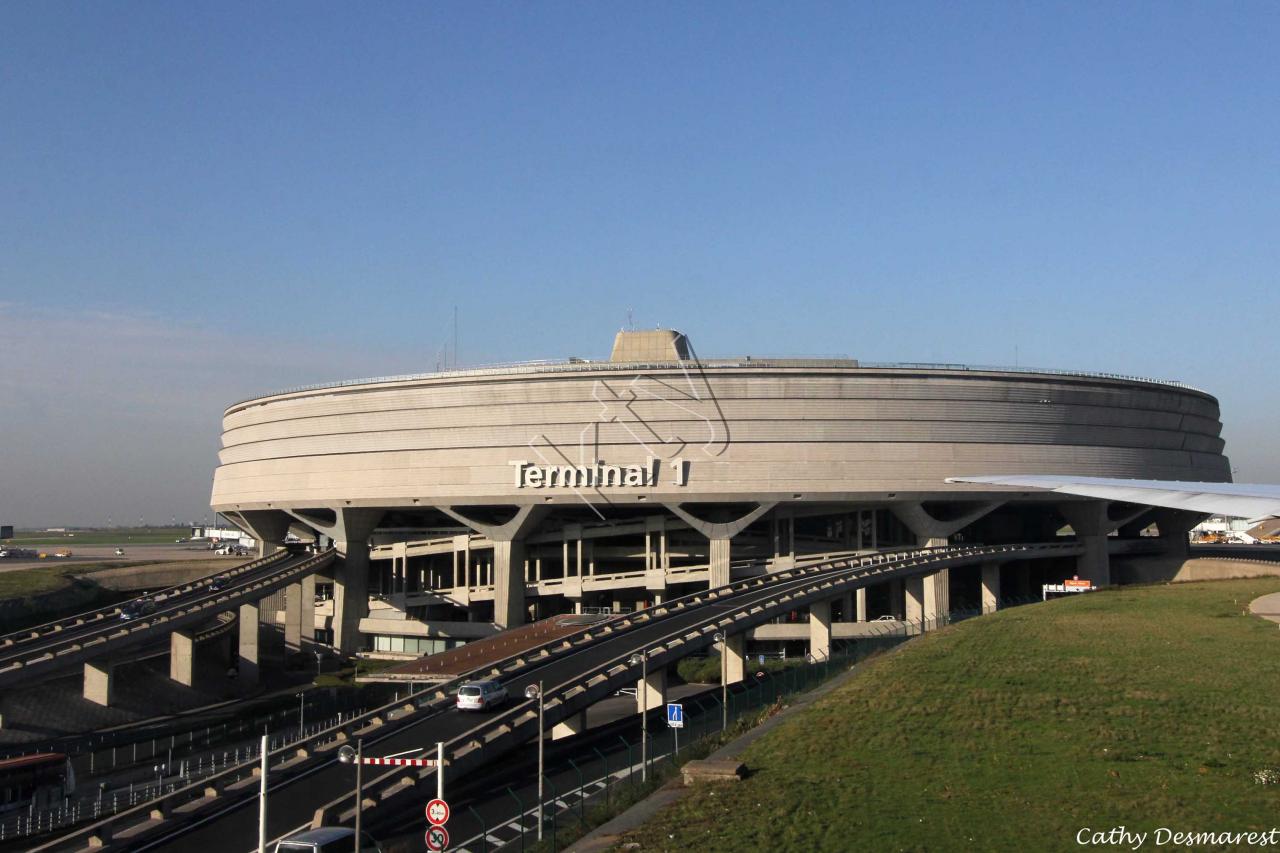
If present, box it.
[1248,591,1280,624]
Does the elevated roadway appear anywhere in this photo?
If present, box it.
[29,541,1080,852]
[0,548,335,691]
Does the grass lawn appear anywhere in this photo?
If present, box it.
[618,579,1280,852]
[4,527,189,546]
[0,560,164,600]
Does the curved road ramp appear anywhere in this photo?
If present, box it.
[29,542,1079,852]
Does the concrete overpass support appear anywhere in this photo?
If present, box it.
[438,505,548,630]
[810,599,832,659]
[923,570,949,628]
[238,602,260,685]
[492,539,528,628]
[170,629,195,687]
[709,538,732,588]
[981,562,1000,614]
[551,710,586,740]
[1059,502,1111,587]
[284,575,316,653]
[904,576,925,633]
[723,633,745,685]
[84,660,114,706]
[637,665,667,715]
[664,502,776,590]
[856,587,868,622]
[333,543,370,656]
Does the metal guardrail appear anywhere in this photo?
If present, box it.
[229,357,1203,410]
[31,542,1078,851]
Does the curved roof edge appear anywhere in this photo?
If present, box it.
[226,359,1208,414]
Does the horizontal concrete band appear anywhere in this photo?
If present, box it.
[213,367,1227,510]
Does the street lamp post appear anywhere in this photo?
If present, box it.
[713,632,728,731]
[630,651,648,782]
[338,740,364,853]
[524,682,545,840]
[297,692,305,738]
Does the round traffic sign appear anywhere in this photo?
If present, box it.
[425,797,450,826]
[425,824,450,851]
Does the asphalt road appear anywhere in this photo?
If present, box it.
[141,558,867,853]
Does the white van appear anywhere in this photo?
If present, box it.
[457,679,508,711]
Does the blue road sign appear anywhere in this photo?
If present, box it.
[667,702,684,728]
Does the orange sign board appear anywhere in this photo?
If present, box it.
[1064,579,1091,589]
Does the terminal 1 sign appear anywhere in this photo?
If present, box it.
[510,457,690,488]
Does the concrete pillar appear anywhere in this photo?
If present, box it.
[333,543,369,655]
[637,665,667,715]
[923,570,949,628]
[84,660,114,706]
[709,538,731,588]
[809,599,832,660]
[284,575,317,652]
[723,633,745,685]
[551,710,587,740]
[904,576,925,633]
[238,601,260,685]
[285,582,303,652]
[493,539,527,628]
[855,587,868,622]
[170,629,195,687]
[981,562,1000,614]
[889,578,904,619]
[1060,501,1112,587]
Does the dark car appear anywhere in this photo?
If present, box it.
[119,599,157,621]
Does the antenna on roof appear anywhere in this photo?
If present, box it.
[453,305,459,368]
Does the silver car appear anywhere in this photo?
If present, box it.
[457,679,508,711]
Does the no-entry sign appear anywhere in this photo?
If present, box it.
[425,824,450,851]
[426,797,450,826]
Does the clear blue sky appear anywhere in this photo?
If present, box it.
[1,3,1277,526]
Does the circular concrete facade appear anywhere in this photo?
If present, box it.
[211,358,1228,513]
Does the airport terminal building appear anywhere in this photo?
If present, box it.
[210,330,1228,657]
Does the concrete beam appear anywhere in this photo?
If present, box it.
[238,601,260,685]
[84,660,114,707]
[170,629,195,687]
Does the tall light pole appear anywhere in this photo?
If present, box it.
[630,650,648,782]
[296,692,305,738]
[713,632,728,731]
[524,682,545,840]
[257,733,268,853]
[338,740,364,853]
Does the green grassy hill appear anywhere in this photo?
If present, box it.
[619,579,1280,852]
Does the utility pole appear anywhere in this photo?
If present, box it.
[714,631,728,731]
[354,739,363,852]
[257,734,268,853]
[524,682,545,839]
[630,651,649,782]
